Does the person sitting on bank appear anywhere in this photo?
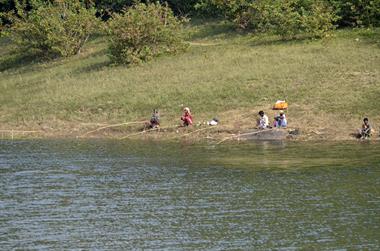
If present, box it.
[181,107,193,126]
[274,111,287,128]
[273,116,280,128]
[149,109,160,129]
[258,110,269,129]
[359,117,371,139]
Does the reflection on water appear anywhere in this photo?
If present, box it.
[0,140,379,249]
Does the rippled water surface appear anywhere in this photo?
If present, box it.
[1,140,379,250]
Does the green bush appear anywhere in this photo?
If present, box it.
[193,0,336,39]
[194,0,248,18]
[2,0,100,57]
[328,0,380,27]
[164,0,201,15]
[195,0,379,28]
[301,1,338,38]
[93,0,202,18]
[248,0,337,39]
[106,2,187,65]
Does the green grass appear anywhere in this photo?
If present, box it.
[1,20,380,133]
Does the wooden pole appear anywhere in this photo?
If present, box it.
[79,121,146,138]
[119,125,180,140]
[171,126,216,139]
[215,129,272,145]
[119,127,159,139]
[0,130,41,133]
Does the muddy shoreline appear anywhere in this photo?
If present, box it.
[1,123,377,142]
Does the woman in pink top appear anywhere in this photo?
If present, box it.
[181,107,193,126]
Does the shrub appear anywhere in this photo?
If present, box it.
[106,2,187,65]
[194,0,336,39]
[2,0,100,57]
[300,1,338,38]
[93,0,134,20]
[165,0,201,15]
[194,0,248,18]
[235,0,337,39]
[328,0,380,27]
[94,0,202,19]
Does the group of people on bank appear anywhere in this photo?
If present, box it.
[147,107,375,140]
[257,110,287,129]
[148,107,287,130]
[148,107,193,129]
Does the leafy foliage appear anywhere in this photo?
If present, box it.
[165,0,200,15]
[106,2,187,65]
[194,0,337,39]
[2,0,100,57]
[92,0,134,20]
[93,0,201,18]
[195,0,379,28]
[328,0,380,27]
[246,0,337,39]
[194,0,247,18]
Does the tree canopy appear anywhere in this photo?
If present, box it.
[1,0,378,63]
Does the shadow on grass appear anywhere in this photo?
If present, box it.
[0,46,109,75]
[357,28,380,47]
[248,33,315,47]
[249,28,380,48]
[188,19,319,47]
[73,60,112,75]
[0,51,48,73]
[187,19,240,40]
[77,48,108,61]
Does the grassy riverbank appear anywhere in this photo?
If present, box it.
[1,20,380,140]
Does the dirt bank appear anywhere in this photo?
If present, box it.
[0,110,379,142]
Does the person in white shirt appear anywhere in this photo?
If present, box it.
[258,110,269,129]
[279,111,287,127]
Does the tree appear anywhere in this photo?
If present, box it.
[106,2,187,65]
[2,0,100,57]
[195,0,337,39]
[246,0,337,39]
[328,0,380,27]
[93,0,202,18]
[164,0,200,15]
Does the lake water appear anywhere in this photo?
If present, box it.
[1,139,379,250]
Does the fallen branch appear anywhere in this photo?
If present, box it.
[119,124,188,140]
[0,130,41,133]
[169,126,218,140]
[79,121,146,138]
[215,134,236,145]
[215,129,272,145]
[0,129,42,140]
[119,127,160,139]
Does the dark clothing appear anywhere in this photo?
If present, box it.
[150,114,160,128]
[361,123,371,138]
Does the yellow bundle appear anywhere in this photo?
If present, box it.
[273,100,288,110]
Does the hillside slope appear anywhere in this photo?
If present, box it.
[1,21,379,140]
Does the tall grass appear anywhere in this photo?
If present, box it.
[1,21,379,131]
